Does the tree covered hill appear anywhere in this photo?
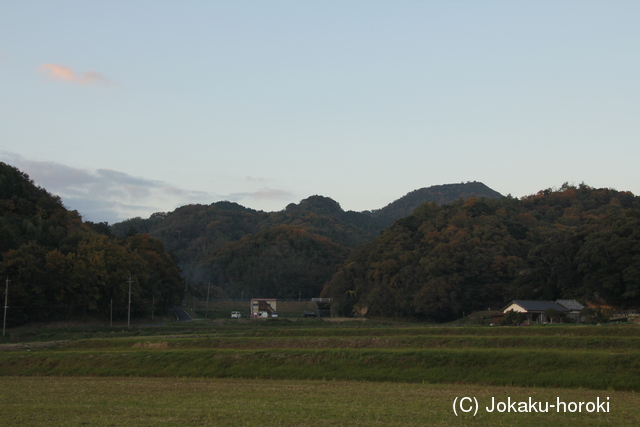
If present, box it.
[206,225,350,300]
[111,184,499,298]
[0,162,184,326]
[322,184,640,321]
[112,196,387,296]
[371,181,504,221]
[5,162,636,324]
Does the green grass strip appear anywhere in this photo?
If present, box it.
[2,348,639,391]
[55,334,640,352]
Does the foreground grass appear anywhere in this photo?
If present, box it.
[1,376,638,426]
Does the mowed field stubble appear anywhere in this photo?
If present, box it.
[1,319,639,425]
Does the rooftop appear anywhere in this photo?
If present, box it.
[504,300,569,312]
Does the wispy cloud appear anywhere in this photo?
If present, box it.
[1,153,210,223]
[39,63,111,86]
[1,153,296,223]
[227,188,294,202]
[245,176,268,183]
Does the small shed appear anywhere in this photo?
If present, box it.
[251,298,277,317]
[311,297,332,318]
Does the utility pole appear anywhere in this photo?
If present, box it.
[151,281,155,321]
[110,298,113,327]
[3,277,9,337]
[127,275,133,328]
[205,281,211,319]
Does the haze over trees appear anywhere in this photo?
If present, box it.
[0,162,184,325]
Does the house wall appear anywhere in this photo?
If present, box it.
[503,303,527,313]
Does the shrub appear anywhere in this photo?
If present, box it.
[500,309,526,326]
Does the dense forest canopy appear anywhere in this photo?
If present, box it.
[111,185,499,296]
[111,196,385,300]
[0,162,184,325]
[7,159,637,324]
[322,184,640,320]
[206,225,350,300]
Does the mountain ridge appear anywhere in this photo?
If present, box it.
[4,161,640,323]
[322,183,640,320]
[110,182,503,292]
[371,181,503,220]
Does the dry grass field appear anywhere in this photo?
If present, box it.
[1,376,638,426]
[1,320,639,425]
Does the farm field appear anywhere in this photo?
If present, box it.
[1,376,638,426]
[1,319,639,424]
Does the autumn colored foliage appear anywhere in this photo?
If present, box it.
[112,195,388,297]
[322,184,640,320]
[110,188,497,301]
[0,162,183,325]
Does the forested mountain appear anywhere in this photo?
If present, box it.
[112,196,387,296]
[111,183,500,293]
[322,184,640,320]
[0,162,184,325]
[113,202,268,281]
[110,183,496,298]
[371,181,503,220]
[4,162,638,323]
[206,225,350,300]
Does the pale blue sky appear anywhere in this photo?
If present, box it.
[2,1,639,223]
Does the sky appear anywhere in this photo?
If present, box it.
[1,1,639,224]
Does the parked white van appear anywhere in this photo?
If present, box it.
[231,311,241,318]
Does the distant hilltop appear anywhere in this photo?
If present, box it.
[108,181,504,296]
[370,181,503,221]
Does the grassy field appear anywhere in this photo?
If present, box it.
[1,376,639,426]
[1,319,639,424]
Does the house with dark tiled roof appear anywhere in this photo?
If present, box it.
[500,300,583,324]
[555,299,585,322]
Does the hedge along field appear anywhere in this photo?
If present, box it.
[2,324,640,391]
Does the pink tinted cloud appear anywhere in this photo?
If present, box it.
[39,63,110,86]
